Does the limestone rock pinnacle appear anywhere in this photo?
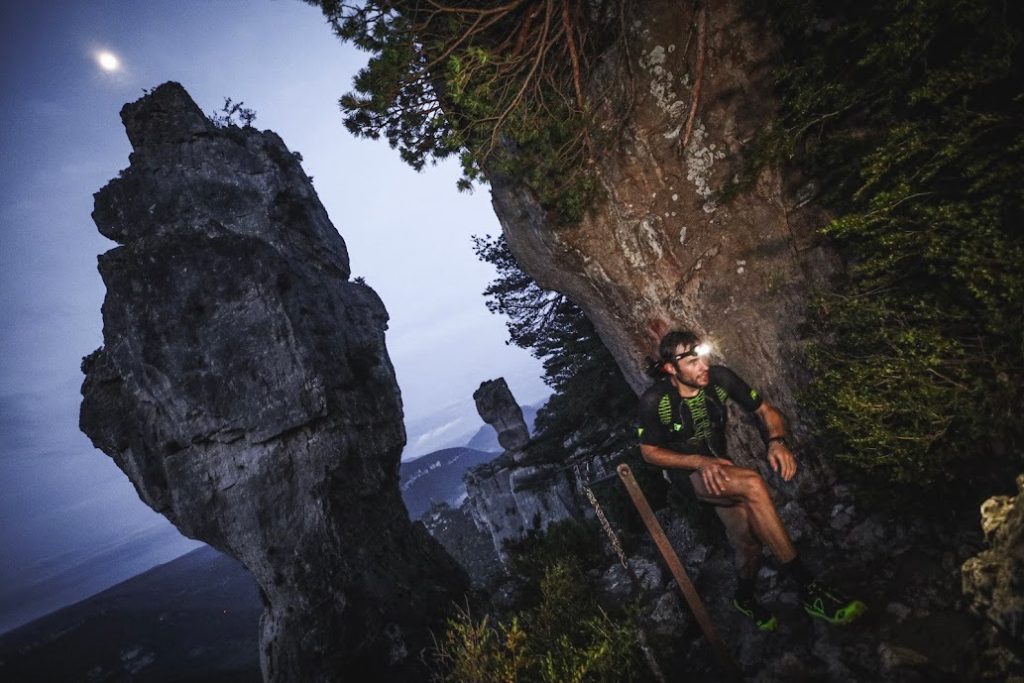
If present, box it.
[80,81,466,682]
[473,377,530,456]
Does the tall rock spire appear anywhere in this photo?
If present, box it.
[80,82,466,682]
[473,377,530,458]
[466,378,577,561]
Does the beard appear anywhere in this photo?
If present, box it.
[671,368,708,389]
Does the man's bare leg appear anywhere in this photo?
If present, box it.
[692,473,780,629]
[689,466,867,625]
[712,503,762,580]
[689,467,796,563]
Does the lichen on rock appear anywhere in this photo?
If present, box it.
[492,0,837,443]
[962,474,1024,643]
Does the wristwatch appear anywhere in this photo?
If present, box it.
[767,436,787,446]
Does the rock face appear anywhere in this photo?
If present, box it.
[490,0,837,448]
[473,378,530,457]
[420,502,504,588]
[80,82,466,682]
[464,456,580,562]
[962,474,1024,642]
[465,379,578,561]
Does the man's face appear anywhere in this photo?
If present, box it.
[665,343,710,388]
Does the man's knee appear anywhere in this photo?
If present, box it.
[729,467,770,500]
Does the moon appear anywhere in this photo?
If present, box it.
[96,51,120,71]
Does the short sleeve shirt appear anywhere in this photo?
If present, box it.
[637,365,763,459]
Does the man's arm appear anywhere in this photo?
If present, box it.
[754,402,797,481]
[639,443,733,495]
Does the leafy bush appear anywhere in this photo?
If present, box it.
[761,0,1024,485]
[432,521,648,682]
[504,519,604,601]
[208,97,256,128]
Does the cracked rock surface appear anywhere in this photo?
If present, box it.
[80,82,466,682]
[963,474,1024,643]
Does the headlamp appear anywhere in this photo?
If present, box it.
[672,342,712,362]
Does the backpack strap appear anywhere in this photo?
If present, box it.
[657,392,673,425]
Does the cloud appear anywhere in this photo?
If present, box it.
[411,416,468,449]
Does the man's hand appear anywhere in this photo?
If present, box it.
[768,442,797,481]
[696,457,734,495]
[756,402,797,481]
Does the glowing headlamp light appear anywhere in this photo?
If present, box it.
[672,342,712,362]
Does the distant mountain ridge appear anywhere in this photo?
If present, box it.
[399,447,496,519]
[400,403,540,519]
[0,545,261,682]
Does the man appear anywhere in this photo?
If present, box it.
[637,330,865,630]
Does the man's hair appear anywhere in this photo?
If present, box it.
[658,329,700,362]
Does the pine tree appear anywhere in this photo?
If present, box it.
[473,234,635,462]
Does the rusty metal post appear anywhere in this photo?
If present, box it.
[617,463,741,679]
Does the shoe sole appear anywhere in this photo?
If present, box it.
[804,599,867,625]
[733,599,779,632]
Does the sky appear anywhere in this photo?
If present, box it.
[0,0,549,634]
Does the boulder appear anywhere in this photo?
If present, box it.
[962,474,1024,642]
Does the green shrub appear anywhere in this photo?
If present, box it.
[504,519,604,604]
[431,559,644,683]
[758,0,1024,486]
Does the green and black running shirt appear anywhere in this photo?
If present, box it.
[637,365,763,460]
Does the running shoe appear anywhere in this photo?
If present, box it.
[802,581,867,625]
[733,595,779,632]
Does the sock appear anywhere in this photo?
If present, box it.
[736,576,756,601]
[781,557,814,590]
